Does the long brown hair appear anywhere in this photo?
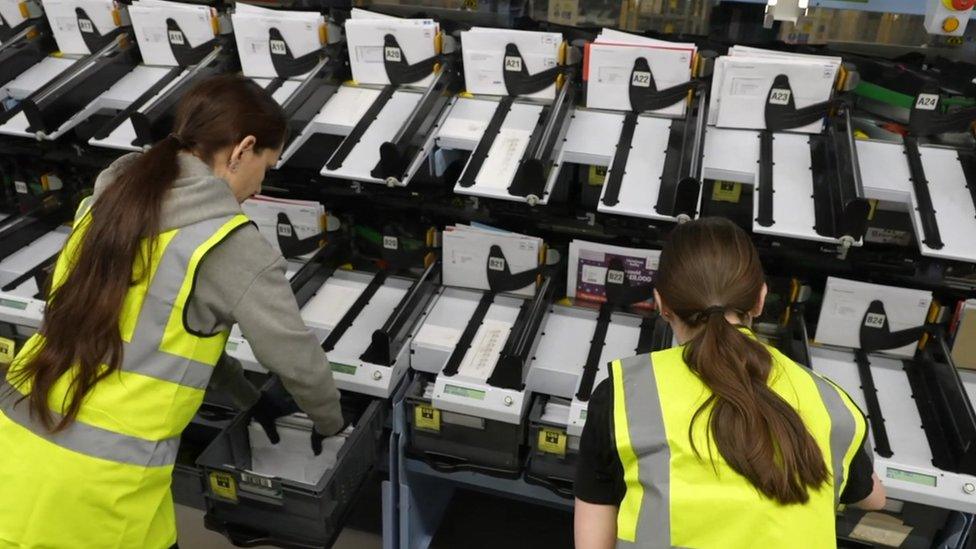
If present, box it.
[9,75,286,432]
[656,217,829,504]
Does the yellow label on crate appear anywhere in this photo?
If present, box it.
[209,472,238,503]
[0,337,14,364]
[712,181,742,203]
[415,405,441,432]
[538,428,567,457]
[588,165,607,186]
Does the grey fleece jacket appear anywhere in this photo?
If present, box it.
[92,152,344,435]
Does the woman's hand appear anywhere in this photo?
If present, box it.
[574,498,618,549]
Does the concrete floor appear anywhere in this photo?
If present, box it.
[175,505,382,549]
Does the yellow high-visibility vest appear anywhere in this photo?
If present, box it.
[611,338,866,548]
[0,206,251,549]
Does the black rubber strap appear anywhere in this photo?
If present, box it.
[269,27,320,79]
[325,85,397,171]
[601,112,638,208]
[502,43,561,97]
[808,134,836,238]
[903,136,944,250]
[166,18,215,67]
[457,96,515,188]
[854,350,893,458]
[634,314,657,355]
[383,34,439,86]
[441,292,496,377]
[756,131,775,227]
[656,119,688,216]
[275,212,322,259]
[575,303,611,402]
[628,57,698,113]
[485,244,543,294]
[321,271,388,352]
[960,150,976,217]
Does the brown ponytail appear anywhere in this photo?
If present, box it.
[9,75,286,432]
[656,217,829,504]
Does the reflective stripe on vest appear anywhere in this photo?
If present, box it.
[0,381,179,467]
[612,346,865,548]
[4,213,251,463]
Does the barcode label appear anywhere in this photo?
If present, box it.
[270,39,286,55]
[14,181,27,194]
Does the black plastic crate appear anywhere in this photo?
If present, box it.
[197,394,385,548]
[525,395,577,499]
[404,374,524,476]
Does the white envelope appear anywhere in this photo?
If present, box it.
[344,17,438,86]
[585,41,693,115]
[461,28,562,100]
[42,0,120,55]
[815,277,932,358]
[241,195,323,256]
[442,225,541,297]
[128,0,215,67]
[710,55,839,133]
[232,10,323,78]
[350,7,398,19]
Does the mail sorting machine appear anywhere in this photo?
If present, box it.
[580,56,712,223]
[0,17,148,142]
[0,2,235,143]
[401,242,565,475]
[854,93,976,265]
[803,303,976,515]
[436,42,578,206]
[0,202,70,333]
[85,16,234,152]
[524,263,672,496]
[701,70,871,257]
[201,238,439,547]
[278,36,459,188]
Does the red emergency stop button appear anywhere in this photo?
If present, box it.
[944,0,975,11]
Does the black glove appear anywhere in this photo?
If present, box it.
[311,409,355,455]
[250,390,297,444]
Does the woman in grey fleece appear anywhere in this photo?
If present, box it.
[93,149,345,437]
[0,75,342,549]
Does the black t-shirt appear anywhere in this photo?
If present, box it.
[574,379,876,506]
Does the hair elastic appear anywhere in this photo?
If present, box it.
[168,133,186,147]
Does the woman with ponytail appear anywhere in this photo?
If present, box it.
[0,75,344,549]
[575,217,885,549]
